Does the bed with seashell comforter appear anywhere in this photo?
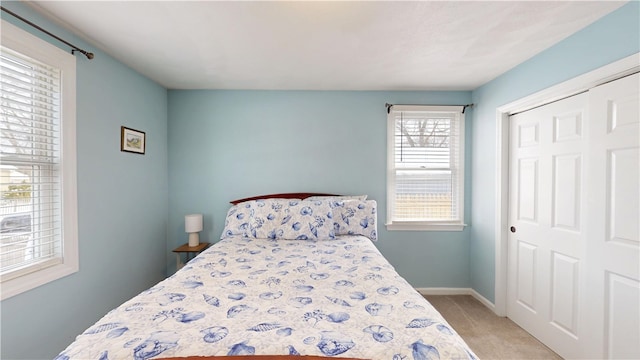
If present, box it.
[56,196,477,360]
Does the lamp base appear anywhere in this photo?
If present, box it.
[188,232,200,247]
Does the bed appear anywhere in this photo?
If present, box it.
[56,194,477,360]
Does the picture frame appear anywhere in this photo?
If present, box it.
[120,126,146,154]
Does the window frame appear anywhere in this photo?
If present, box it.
[386,105,466,231]
[1,19,78,300]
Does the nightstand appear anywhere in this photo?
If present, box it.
[172,242,210,271]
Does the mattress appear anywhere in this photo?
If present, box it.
[56,235,477,360]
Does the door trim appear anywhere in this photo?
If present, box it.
[493,53,639,316]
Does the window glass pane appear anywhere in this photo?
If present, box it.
[394,170,455,221]
[1,164,34,270]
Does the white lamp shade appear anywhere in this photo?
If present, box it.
[185,214,203,233]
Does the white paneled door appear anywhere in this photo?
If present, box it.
[508,73,639,359]
[584,73,639,359]
[508,92,588,359]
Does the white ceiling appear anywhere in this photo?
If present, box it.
[27,1,626,91]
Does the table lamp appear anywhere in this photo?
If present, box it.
[185,214,203,247]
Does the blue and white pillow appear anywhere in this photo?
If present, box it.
[247,199,296,239]
[220,202,253,239]
[229,199,335,240]
[330,200,377,241]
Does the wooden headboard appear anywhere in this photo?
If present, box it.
[230,193,338,205]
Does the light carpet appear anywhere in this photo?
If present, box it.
[425,295,562,360]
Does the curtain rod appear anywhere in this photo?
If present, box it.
[386,103,474,114]
[1,6,94,60]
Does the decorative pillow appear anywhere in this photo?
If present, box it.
[246,199,335,240]
[220,202,253,239]
[246,198,293,238]
[221,199,305,239]
[329,199,377,241]
[306,195,368,201]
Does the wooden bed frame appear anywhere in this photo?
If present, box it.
[230,193,339,205]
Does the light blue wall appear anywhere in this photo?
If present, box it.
[167,90,473,289]
[1,2,169,359]
[469,1,640,302]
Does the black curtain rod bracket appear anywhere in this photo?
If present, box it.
[386,103,474,114]
[1,6,94,60]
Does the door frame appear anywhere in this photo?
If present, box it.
[493,53,639,316]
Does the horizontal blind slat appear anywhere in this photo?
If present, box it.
[1,127,58,142]
[0,153,58,164]
[0,106,59,127]
[1,106,57,124]
[0,158,60,168]
[0,89,60,113]
[1,52,61,83]
[0,76,59,100]
[0,66,60,92]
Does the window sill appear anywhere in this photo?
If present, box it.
[386,222,467,232]
[0,260,78,300]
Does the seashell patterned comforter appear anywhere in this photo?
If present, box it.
[56,235,477,360]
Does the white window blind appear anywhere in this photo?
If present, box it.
[386,105,465,231]
[0,19,77,300]
[1,46,63,278]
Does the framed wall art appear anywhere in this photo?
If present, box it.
[120,126,146,154]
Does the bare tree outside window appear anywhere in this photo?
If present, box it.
[396,117,450,149]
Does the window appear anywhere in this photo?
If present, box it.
[1,20,77,300]
[386,105,465,231]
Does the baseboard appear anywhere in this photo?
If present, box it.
[469,288,496,312]
[416,287,472,296]
[416,287,498,314]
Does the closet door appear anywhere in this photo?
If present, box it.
[584,72,639,359]
[508,92,588,359]
[508,72,639,359]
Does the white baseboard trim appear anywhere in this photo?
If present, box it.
[469,289,496,313]
[416,287,498,314]
[416,287,471,296]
